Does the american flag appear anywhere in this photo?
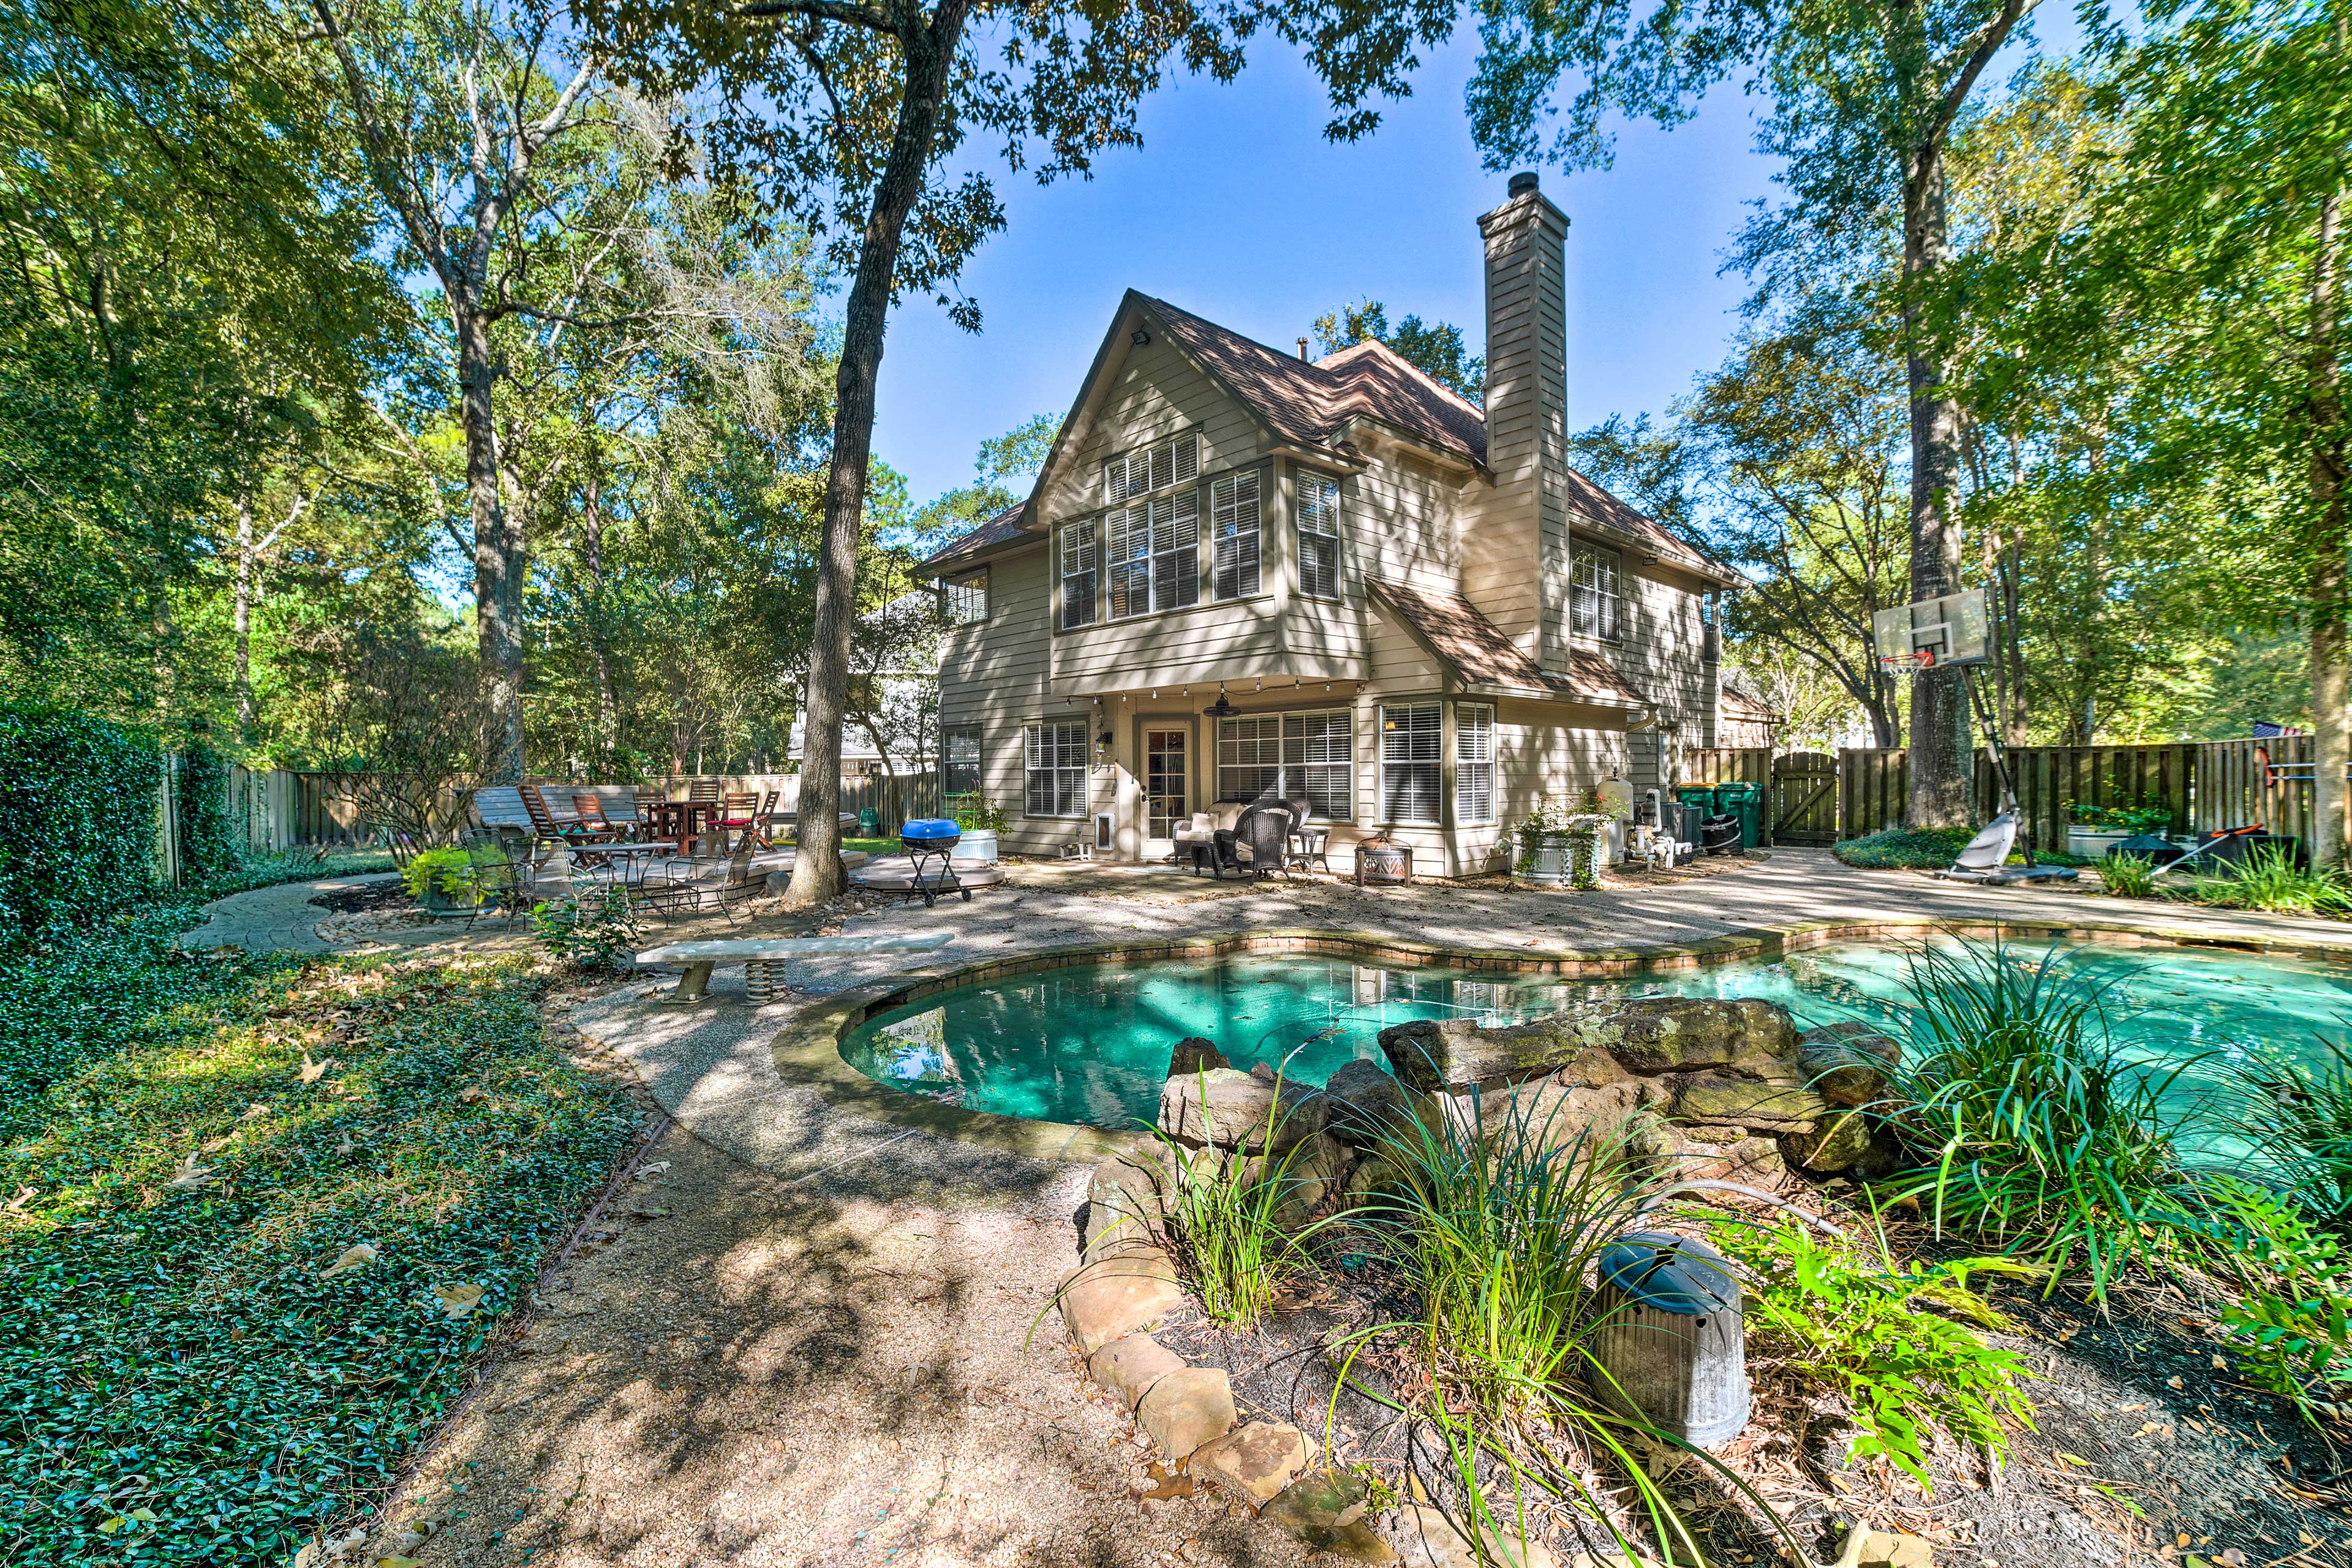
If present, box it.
[2253,721,2302,738]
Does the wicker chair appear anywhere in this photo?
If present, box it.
[1209,802,1294,881]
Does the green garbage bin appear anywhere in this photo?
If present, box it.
[857,806,880,837]
[1713,782,1764,849]
[1673,786,1717,818]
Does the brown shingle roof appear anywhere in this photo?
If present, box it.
[1368,579,1646,707]
[1145,296,1724,580]
[1146,297,1488,466]
[923,501,1028,570]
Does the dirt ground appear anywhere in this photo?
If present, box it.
[363,1114,1327,1568]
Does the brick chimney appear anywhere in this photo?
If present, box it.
[1477,172,1573,670]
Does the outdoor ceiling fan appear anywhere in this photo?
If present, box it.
[1202,685,1238,720]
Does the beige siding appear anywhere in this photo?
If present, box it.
[1049,336,1287,693]
[933,543,1087,858]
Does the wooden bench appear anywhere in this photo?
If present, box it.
[636,930,954,1004]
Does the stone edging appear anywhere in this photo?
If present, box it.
[766,913,2352,1160]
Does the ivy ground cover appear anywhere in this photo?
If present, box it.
[0,914,638,1565]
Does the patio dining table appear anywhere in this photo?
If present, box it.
[638,800,723,851]
[568,841,681,882]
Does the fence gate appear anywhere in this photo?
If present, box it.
[1771,751,1840,846]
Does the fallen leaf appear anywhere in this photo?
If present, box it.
[4,1185,32,1212]
[633,1161,670,1180]
[298,1053,337,1085]
[129,1508,156,1523]
[97,1517,124,1535]
[434,1282,486,1319]
[2055,1452,2092,1466]
[200,1134,235,1155]
[165,1151,216,1190]
[317,1243,378,1279]
[243,1102,272,1120]
[291,1544,320,1568]
[334,1136,356,1156]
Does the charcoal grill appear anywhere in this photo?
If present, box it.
[897,818,970,908]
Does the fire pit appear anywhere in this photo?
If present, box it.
[1354,832,1413,886]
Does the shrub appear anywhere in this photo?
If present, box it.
[946,794,1008,832]
[399,846,480,901]
[2063,796,2174,835]
[1834,826,1975,870]
[175,739,247,885]
[2197,1178,2352,1422]
[1711,1214,2034,1488]
[1885,936,2196,1297]
[0,704,163,945]
[2188,846,2352,917]
[2093,853,2160,898]
[530,887,644,973]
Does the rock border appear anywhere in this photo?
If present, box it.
[766,914,2352,1158]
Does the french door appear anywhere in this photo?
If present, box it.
[1145,729,1188,854]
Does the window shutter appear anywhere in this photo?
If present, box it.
[1174,434,1199,484]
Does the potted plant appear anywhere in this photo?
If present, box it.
[1514,794,1608,890]
[2062,797,2174,859]
[401,846,481,916]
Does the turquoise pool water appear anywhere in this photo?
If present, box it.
[839,939,2352,1130]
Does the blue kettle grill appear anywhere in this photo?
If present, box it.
[897,818,969,908]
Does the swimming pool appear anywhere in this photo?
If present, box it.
[837,938,2352,1131]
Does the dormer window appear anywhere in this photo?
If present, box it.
[1104,432,1198,502]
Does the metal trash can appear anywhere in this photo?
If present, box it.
[1589,1231,1750,1448]
[1713,782,1763,850]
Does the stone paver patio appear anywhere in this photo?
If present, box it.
[183,852,2352,1567]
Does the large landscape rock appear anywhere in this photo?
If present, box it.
[1321,1057,1413,1145]
[1781,1106,1873,1172]
[1380,998,1796,1093]
[1088,1333,1184,1409]
[1385,1506,1556,1568]
[1668,1071,1827,1131]
[1158,1067,1324,1152]
[1136,1366,1235,1461]
[1058,1248,1183,1355]
[1797,1022,1902,1107]
[1167,1036,1231,1077]
[1189,1420,1314,1503]
[1082,1158,1168,1257]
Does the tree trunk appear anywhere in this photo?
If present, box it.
[783,0,974,904]
[233,492,257,746]
[459,303,526,784]
[582,472,619,780]
[2311,189,2348,868]
[1899,140,1975,827]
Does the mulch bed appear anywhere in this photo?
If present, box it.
[1154,1234,2351,1568]
[312,881,417,914]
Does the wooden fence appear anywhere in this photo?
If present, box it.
[1828,735,2326,855]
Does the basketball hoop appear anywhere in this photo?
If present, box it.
[1874,647,1936,677]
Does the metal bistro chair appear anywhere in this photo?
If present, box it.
[639,837,758,926]
[459,828,532,929]
[713,791,763,854]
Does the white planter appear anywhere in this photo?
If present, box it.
[2065,827,2136,859]
[951,827,999,865]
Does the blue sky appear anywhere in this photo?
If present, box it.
[870,30,1780,502]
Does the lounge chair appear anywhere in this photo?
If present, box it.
[1208,801,1294,881]
[1933,813,2079,884]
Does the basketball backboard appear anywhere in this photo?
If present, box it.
[1872,589,1989,671]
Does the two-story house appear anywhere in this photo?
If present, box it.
[923,172,1741,876]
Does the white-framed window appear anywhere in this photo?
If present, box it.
[1024,720,1087,816]
[1214,710,1352,818]
[943,570,987,625]
[941,722,982,797]
[1104,494,1200,620]
[1456,703,1494,825]
[1212,470,1262,599]
[1380,702,1441,825]
[1060,519,1098,630]
[1104,432,1199,503]
[1571,541,1621,641]
[1295,471,1341,600]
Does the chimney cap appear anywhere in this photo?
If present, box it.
[1508,171,1539,197]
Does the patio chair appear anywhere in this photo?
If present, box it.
[687,778,722,804]
[1932,813,2079,886]
[572,793,627,840]
[459,829,531,929]
[1172,812,1218,875]
[639,840,759,925]
[713,791,763,853]
[519,783,620,847]
[1209,802,1294,881]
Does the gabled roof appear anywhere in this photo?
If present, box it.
[1368,579,1646,708]
[1146,297,1488,466]
[1719,667,1777,725]
[924,501,1027,570]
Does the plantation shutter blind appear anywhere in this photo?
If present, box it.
[1060,520,1098,629]
[1212,470,1262,600]
[1381,703,1441,825]
[1152,492,1200,611]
